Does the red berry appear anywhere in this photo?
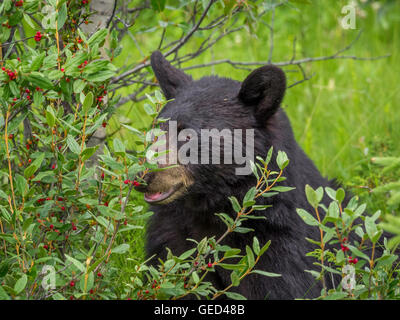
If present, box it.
[70,281,75,287]
[34,31,42,42]
[49,224,54,229]
[102,122,107,128]
[124,179,130,184]
[97,272,102,277]
[207,262,213,268]
[61,206,65,211]
[133,181,140,187]
[340,244,349,252]
[43,244,48,250]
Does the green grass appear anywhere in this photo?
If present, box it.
[108,0,400,292]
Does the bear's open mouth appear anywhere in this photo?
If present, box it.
[144,184,183,203]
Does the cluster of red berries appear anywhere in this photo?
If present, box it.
[34,31,42,42]
[102,121,107,128]
[340,237,349,252]
[1,22,11,29]
[2,67,17,81]
[15,0,23,7]
[348,256,358,264]
[48,224,60,233]
[77,60,88,70]
[123,179,140,187]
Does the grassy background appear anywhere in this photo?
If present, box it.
[108,0,400,292]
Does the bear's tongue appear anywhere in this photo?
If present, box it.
[146,192,163,201]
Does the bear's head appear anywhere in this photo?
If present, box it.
[135,51,287,206]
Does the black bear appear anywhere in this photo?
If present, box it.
[135,51,349,299]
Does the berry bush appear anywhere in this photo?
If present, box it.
[1,0,399,300]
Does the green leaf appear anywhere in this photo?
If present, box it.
[347,245,370,261]
[151,0,166,12]
[323,292,349,300]
[224,291,247,300]
[327,201,340,220]
[223,249,241,259]
[27,72,53,90]
[15,174,28,197]
[259,240,271,256]
[24,152,45,178]
[121,124,143,137]
[252,237,260,256]
[82,91,94,114]
[243,187,257,206]
[143,103,156,116]
[57,2,67,30]
[246,245,255,268]
[365,216,378,242]
[192,271,200,284]
[305,185,323,208]
[112,244,130,254]
[80,271,94,293]
[251,270,281,277]
[234,227,254,234]
[14,274,28,295]
[270,186,296,193]
[229,196,241,213]
[0,285,10,300]
[31,52,46,71]
[296,208,319,226]
[46,106,55,128]
[23,13,36,29]
[66,135,81,154]
[230,272,240,287]
[113,138,126,155]
[85,70,115,82]
[88,29,108,47]
[52,293,66,300]
[178,248,196,260]
[250,160,259,179]
[336,188,345,204]
[80,146,99,162]
[276,150,289,170]
[65,254,85,272]
[73,79,86,93]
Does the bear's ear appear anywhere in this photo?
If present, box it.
[150,51,192,100]
[238,65,286,123]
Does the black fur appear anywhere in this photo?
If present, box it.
[141,51,376,300]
